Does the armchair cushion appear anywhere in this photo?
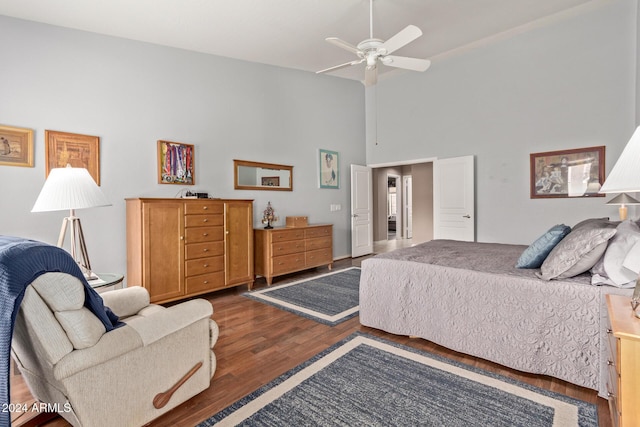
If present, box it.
[55,308,107,350]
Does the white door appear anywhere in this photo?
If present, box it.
[433,155,475,241]
[403,175,413,239]
[351,164,373,257]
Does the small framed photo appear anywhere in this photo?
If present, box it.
[158,140,195,185]
[0,125,34,167]
[261,176,280,187]
[530,146,605,199]
[45,130,100,184]
[319,149,339,189]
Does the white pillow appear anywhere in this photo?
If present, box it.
[591,220,640,287]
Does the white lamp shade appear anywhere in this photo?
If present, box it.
[600,126,640,193]
[32,165,111,212]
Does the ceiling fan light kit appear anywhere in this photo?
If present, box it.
[317,0,431,85]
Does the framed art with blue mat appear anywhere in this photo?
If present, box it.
[244,267,360,325]
[199,333,597,427]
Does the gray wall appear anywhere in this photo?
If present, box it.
[0,16,365,282]
[370,0,637,244]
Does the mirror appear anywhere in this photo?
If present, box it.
[234,159,293,191]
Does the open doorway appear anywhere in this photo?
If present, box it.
[387,175,400,240]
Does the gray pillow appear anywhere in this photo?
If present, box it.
[516,224,571,269]
[591,220,640,287]
[538,226,617,280]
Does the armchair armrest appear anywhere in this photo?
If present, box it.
[125,299,213,346]
[101,286,150,318]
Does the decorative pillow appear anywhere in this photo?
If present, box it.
[537,226,617,280]
[516,224,571,268]
[591,221,640,287]
[573,217,619,231]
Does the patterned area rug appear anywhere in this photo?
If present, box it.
[244,267,360,325]
[198,333,597,427]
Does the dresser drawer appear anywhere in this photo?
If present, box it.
[272,253,305,275]
[305,226,331,238]
[185,241,224,260]
[306,236,331,251]
[185,256,224,277]
[185,214,223,228]
[185,226,223,243]
[185,271,225,294]
[306,248,332,267]
[184,202,223,215]
[271,228,305,243]
[271,240,305,256]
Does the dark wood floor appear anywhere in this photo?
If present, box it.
[12,249,612,427]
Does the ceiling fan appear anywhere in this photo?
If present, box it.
[316,0,431,85]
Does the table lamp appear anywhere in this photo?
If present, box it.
[606,193,640,221]
[32,165,111,280]
[600,126,640,317]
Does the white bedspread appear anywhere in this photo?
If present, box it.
[359,240,632,397]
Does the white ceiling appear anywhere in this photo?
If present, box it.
[0,0,597,83]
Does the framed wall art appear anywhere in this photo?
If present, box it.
[0,125,34,167]
[319,148,339,189]
[45,130,100,184]
[261,176,280,187]
[158,140,195,185]
[530,146,605,199]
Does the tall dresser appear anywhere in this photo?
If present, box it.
[605,294,640,427]
[126,198,254,303]
[254,224,332,285]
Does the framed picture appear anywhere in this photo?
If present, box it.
[0,125,34,167]
[319,149,339,189]
[261,176,280,187]
[45,130,100,184]
[530,146,605,199]
[158,140,195,185]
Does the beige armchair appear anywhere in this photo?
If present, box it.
[11,272,219,427]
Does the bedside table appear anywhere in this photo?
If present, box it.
[88,273,124,291]
[605,294,640,427]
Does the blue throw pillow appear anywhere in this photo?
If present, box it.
[516,224,572,269]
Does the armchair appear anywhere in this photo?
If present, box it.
[11,272,219,427]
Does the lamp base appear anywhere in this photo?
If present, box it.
[57,213,98,281]
[619,205,628,221]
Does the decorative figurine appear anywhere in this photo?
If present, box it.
[262,201,278,229]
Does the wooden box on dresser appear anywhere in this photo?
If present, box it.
[254,224,332,285]
[126,198,254,304]
[605,294,640,427]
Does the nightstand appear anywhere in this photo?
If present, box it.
[88,273,124,291]
[605,294,640,427]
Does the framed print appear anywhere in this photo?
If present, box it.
[0,125,34,167]
[319,149,339,189]
[46,130,100,184]
[158,140,194,185]
[261,176,280,187]
[530,146,605,199]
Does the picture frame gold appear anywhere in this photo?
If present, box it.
[0,124,34,167]
[45,130,101,185]
[158,140,195,185]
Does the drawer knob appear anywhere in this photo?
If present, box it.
[203,264,209,268]
[203,248,209,252]
[203,218,208,222]
[607,360,614,366]
[203,206,208,210]
[203,280,209,284]
[607,392,615,398]
[606,328,613,334]
[203,233,208,236]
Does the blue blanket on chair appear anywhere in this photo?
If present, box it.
[0,236,123,427]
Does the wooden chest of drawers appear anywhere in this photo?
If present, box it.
[605,294,640,427]
[254,224,333,285]
[126,198,254,303]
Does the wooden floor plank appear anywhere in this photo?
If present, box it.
[11,250,612,427]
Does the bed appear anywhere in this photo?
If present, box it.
[359,238,634,398]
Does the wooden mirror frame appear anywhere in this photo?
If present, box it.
[233,159,293,191]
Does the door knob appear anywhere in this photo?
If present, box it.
[463,214,471,218]
[352,214,358,218]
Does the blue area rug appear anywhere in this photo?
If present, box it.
[199,333,597,427]
[244,267,360,325]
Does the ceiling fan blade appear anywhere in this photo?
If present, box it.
[383,56,431,72]
[380,25,422,55]
[316,59,364,74]
[364,65,378,86]
[325,37,361,55]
